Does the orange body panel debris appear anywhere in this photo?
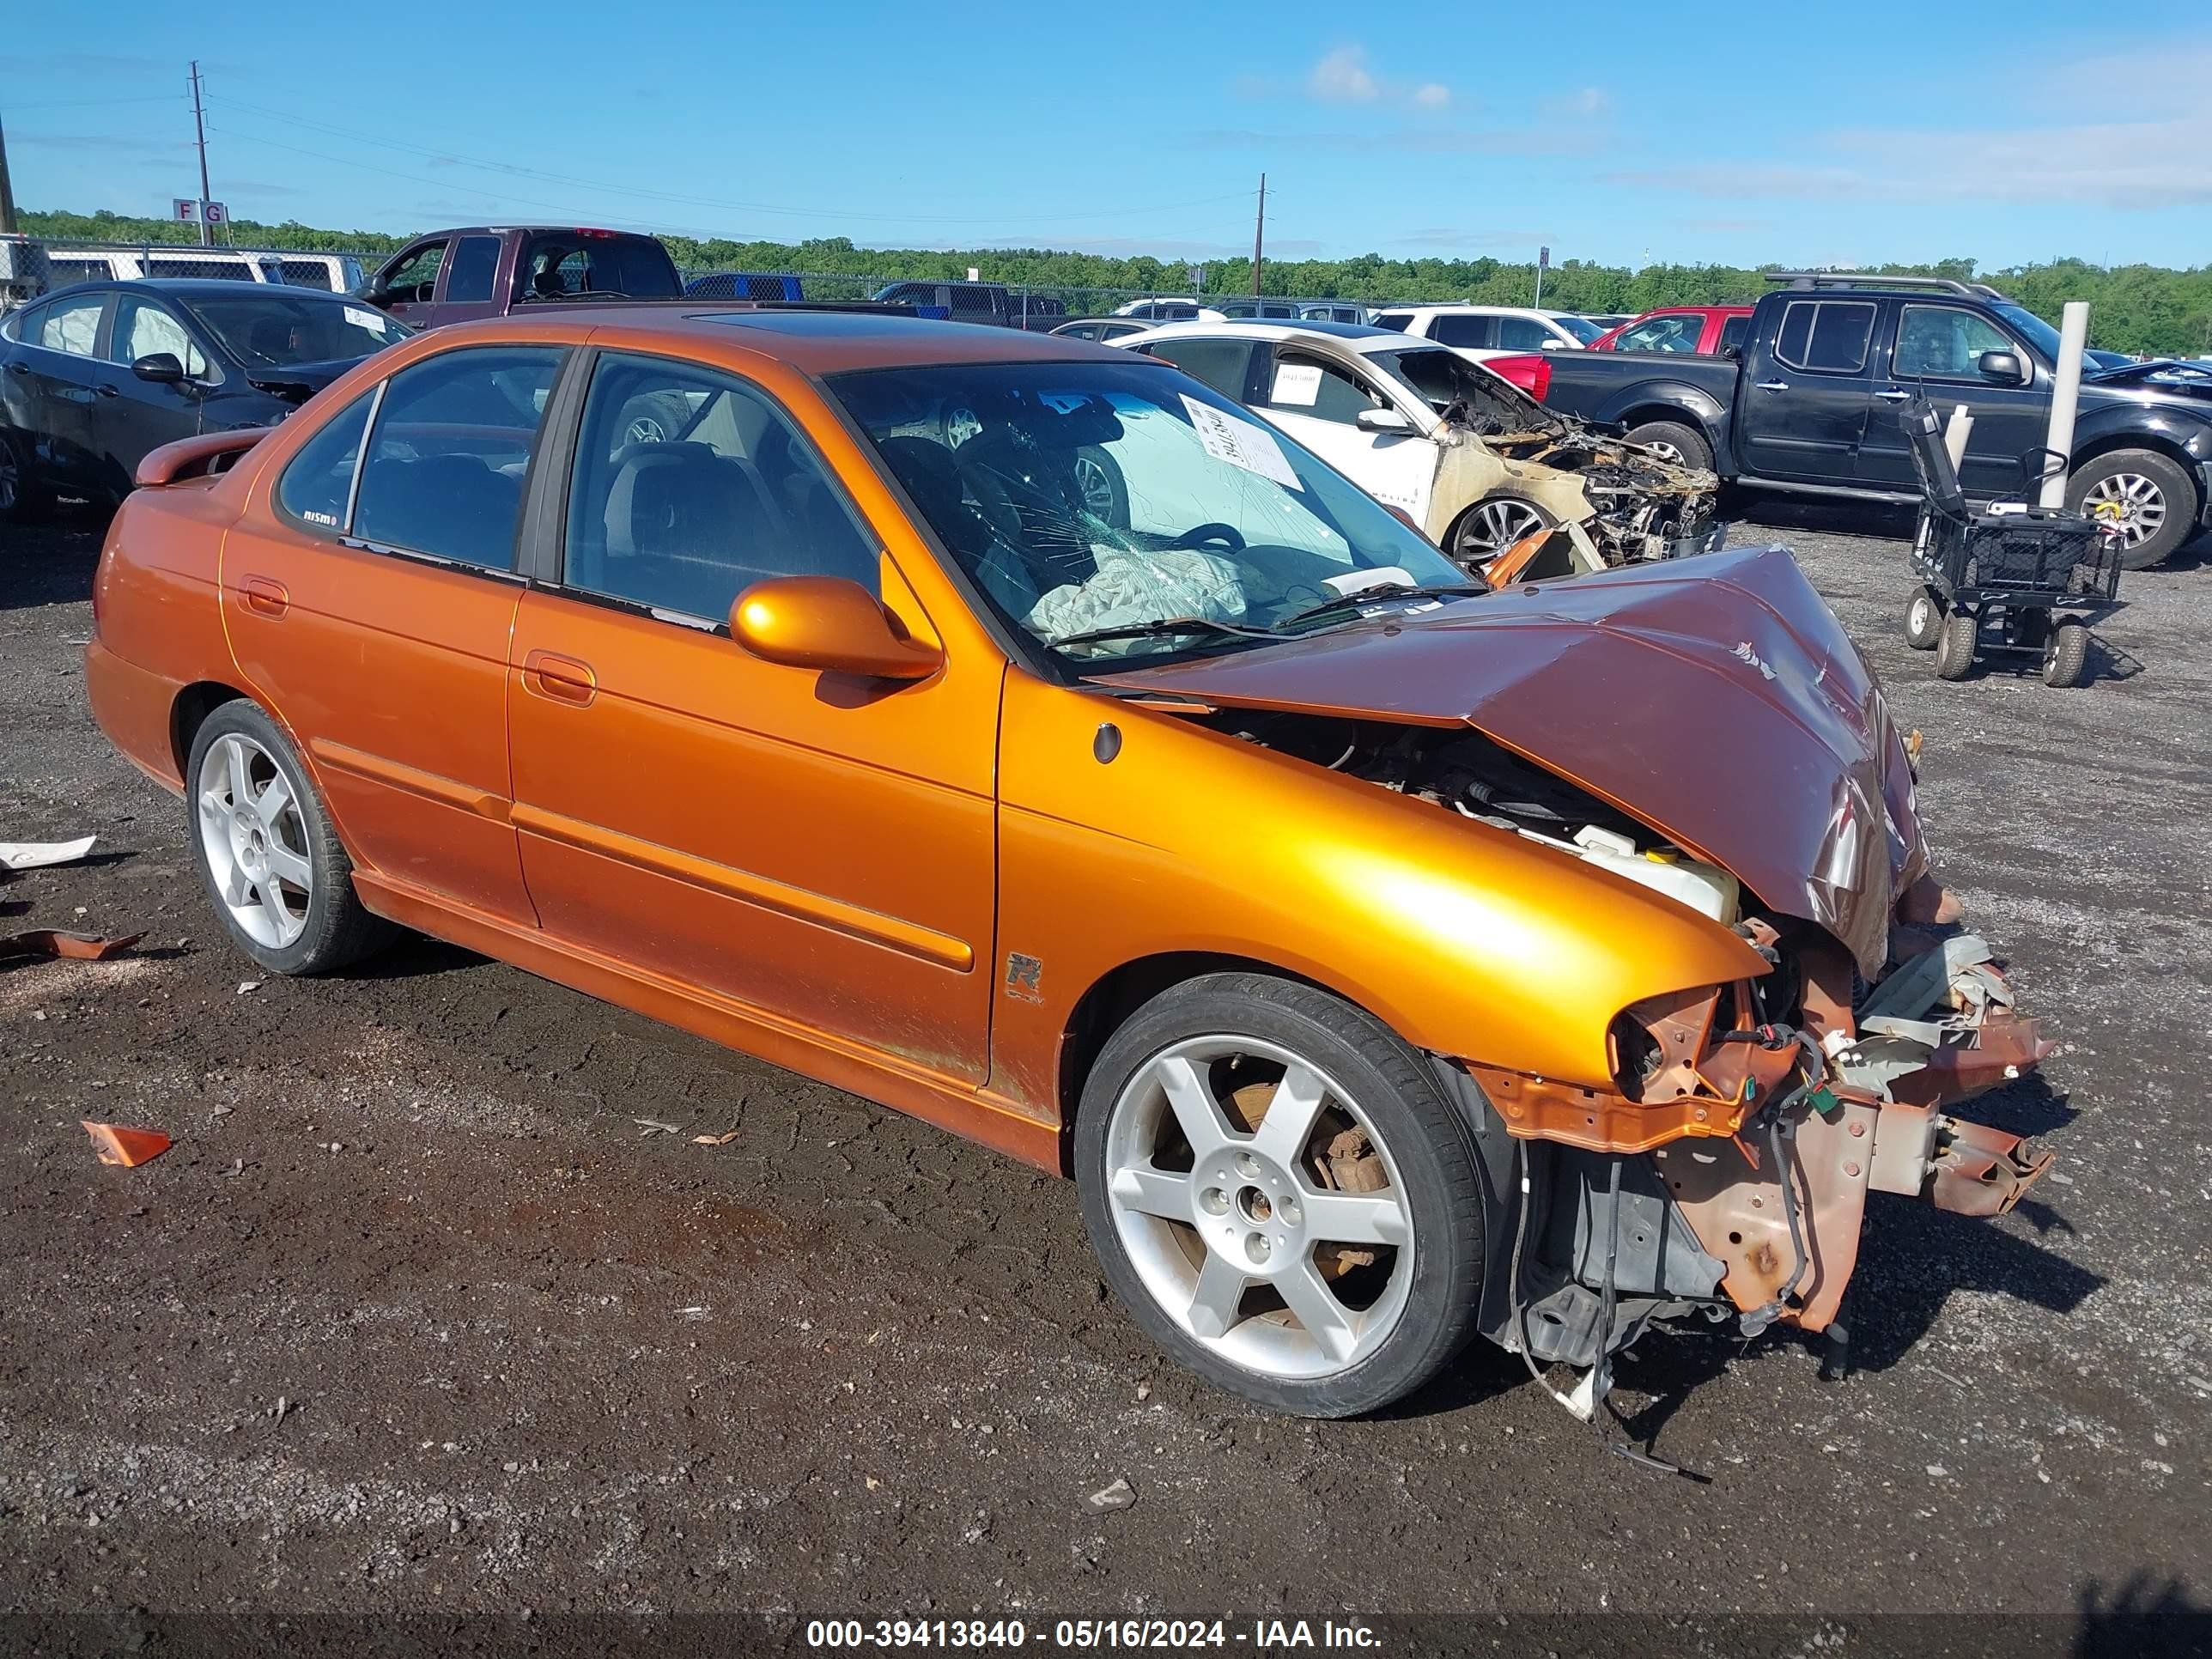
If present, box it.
[82,1121,173,1168]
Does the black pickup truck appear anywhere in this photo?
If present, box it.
[1540,274,2212,568]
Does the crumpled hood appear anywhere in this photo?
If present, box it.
[1095,544,1924,975]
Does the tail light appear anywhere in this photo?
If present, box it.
[1487,353,1551,400]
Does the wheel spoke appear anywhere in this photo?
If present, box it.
[198,787,229,830]
[264,842,313,891]
[1187,1250,1248,1340]
[222,736,252,806]
[1250,1062,1329,1165]
[1152,1054,1231,1158]
[222,860,258,912]
[254,770,292,829]
[1110,1165,1194,1222]
[1277,1261,1358,1363]
[1301,1188,1410,1247]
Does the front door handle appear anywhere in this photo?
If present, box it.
[4,362,27,375]
[240,574,289,618]
[522,649,596,707]
[1874,388,1912,402]
[1754,379,1790,392]
[93,383,118,398]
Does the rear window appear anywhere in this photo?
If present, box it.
[1774,301,1876,373]
[1139,338,1255,401]
[1370,312,1413,332]
[516,234,681,301]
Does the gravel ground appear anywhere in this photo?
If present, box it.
[2,499,2208,1643]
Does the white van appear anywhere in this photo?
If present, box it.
[38,246,363,295]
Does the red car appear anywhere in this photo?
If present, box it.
[1588,306,1754,356]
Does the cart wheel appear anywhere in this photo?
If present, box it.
[1936,611,1978,680]
[2043,619,2091,689]
[1904,587,1943,650]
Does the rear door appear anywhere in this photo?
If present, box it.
[221,343,567,925]
[1857,302,2051,497]
[1734,296,1879,483]
[1427,313,1496,350]
[4,291,112,494]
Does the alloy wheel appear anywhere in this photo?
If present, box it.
[1457,498,1551,564]
[1101,1036,1415,1381]
[1073,454,1115,517]
[2081,472,2166,550]
[195,732,313,950]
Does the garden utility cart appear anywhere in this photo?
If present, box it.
[1899,401,2124,689]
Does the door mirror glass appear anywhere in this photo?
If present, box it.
[1978,349,2027,386]
[1355,406,1414,434]
[731,576,943,681]
[131,352,186,385]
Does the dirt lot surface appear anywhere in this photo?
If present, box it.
[2,500,2208,1644]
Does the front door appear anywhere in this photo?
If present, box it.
[1251,346,1437,526]
[505,349,997,1081]
[220,343,567,927]
[1735,295,1880,484]
[1856,302,2053,498]
[89,292,215,482]
[371,239,449,330]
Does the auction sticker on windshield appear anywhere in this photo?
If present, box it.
[1180,394,1302,490]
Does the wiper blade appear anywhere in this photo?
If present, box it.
[1049,616,1274,649]
[1271,582,1486,633]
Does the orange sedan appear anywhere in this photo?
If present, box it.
[87,307,2052,1418]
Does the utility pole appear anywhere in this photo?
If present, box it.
[189,60,212,247]
[0,106,18,236]
[1250,173,1266,297]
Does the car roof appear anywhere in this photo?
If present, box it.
[548,306,1130,371]
[30,277,355,301]
[1123,319,1395,345]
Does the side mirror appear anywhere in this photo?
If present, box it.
[1537,339,1565,351]
[131,352,187,386]
[730,576,943,681]
[1355,407,1415,435]
[1978,349,2027,386]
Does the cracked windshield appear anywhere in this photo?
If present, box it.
[833,360,1468,661]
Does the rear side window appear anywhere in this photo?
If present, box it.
[351,347,565,569]
[442,236,501,303]
[1774,301,1875,373]
[33,295,105,356]
[277,390,375,530]
[1431,313,1492,349]
[1140,338,1255,402]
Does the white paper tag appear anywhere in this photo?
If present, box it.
[1322,565,1419,597]
[1181,395,1302,490]
[343,306,385,331]
[1270,362,1322,407]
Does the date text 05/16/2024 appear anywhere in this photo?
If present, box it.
[804,1620,1382,1650]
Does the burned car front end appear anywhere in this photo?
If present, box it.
[1100,544,2054,1408]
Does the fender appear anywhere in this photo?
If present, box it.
[2070,399,2212,474]
[1586,376,1729,436]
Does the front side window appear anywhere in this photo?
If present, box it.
[442,235,502,304]
[1495,316,1553,350]
[1774,301,1876,374]
[108,296,211,377]
[1430,313,1491,349]
[276,390,375,530]
[563,353,879,621]
[833,360,1467,665]
[1616,314,1705,354]
[1264,350,1389,427]
[33,295,105,357]
[379,242,447,303]
[1894,306,2015,380]
[351,347,564,569]
[188,294,410,368]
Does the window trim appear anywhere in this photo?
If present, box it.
[1771,298,1877,375]
[1889,302,2029,387]
[544,346,888,633]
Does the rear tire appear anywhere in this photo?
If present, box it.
[1622,419,1714,472]
[1905,586,1943,650]
[2065,448,2194,570]
[0,428,54,526]
[2043,618,2091,688]
[1935,611,1979,680]
[185,702,398,976]
[1073,973,1486,1418]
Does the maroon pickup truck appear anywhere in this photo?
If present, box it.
[358,226,684,330]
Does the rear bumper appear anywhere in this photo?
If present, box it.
[84,638,185,794]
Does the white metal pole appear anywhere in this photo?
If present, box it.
[2040,301,2089,507]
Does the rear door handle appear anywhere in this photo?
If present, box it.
[93,383,118,398]
[522,649,596,707]
[1874,388,1912,402]
[240,575,289,618]
[1755,379,1790,392]
[5,362,27,375]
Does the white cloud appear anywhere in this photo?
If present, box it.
[1543,86,1612,118]
[1413,82,1452,110]
[1310,46,1380,104]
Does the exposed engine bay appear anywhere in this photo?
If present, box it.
[1200,702,2056,1425]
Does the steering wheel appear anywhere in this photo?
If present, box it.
[1177,522,1246,551]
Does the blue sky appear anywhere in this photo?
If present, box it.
[6,1,2208,270]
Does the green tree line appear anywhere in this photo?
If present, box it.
[21,208,2212,358]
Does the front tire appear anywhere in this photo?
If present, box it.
[1622,419,1714,472]
[1451,495,1556,574]
[185,702,396,975]
[2066,448,2194,570]
[1905,586,1944,650]
[1073,973,1486,1418]
[1935,611,1979,680]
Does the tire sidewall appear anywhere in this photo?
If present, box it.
[1936,611,1978,679]
[185,702,353,975]
[1073,974,1485,1418]
[1905,586,1943,648]
[1623,419,1715,473]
